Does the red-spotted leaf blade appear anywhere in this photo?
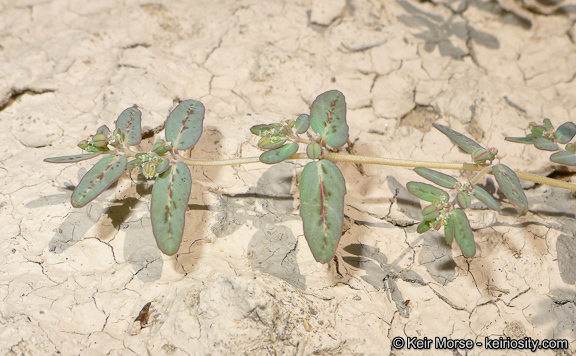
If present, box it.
[414,167,457,189]
[116,106,142,146]
[309,90,349,148]
[452,208,475,257]
[300,160,346,263]
[71,155,127,208]
[433,123,484,155]
[44,152,102,163]
[150,162,192,255]
[259,142,299,164]
[492,164,528,215]
[165,100,205,150]
[406,182,449,203]
[550,151,576,166]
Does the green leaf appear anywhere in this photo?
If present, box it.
[44,152,102,163]
[306,142,322,159]
[414,167,457,189]
[417,220,433,233]
[534,137,559,151]
[406,182,449,203]
[127,159,140,169]
[295,114,310,134]
[543,118,554,131]
[433,123,484,155]
[250,124,273,137]
[492,164,528,215]
[422,204,439,221]
[71,155,127,208]
[259,142,299,164]
[444,213,454,244]
[258,136,287,150]
[505,135,536,144]
[300,160,347,263]
[96,125,110,136]
[116,106,142,146]
[472,185,500,210]
[151,162,192,255]
[456,192,471,209]
[165,99,205,150]
[550,151,576,166]
[452,209,475,257]
[309,90,349,148]
[156,158,170,174]
[555,122,576,144]
[531,125,546,137]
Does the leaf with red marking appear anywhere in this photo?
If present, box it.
[165,100,205,150]
[116,106,142,146]
[71,155,127,207]
[44,152,102,163]
[309,90,349,148]
[150,162,191,255]
[492,164,528,215]
[300,160,346,263]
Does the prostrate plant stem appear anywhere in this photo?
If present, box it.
[44,90,576,263]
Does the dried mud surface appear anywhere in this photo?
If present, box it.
[1,0,576,355]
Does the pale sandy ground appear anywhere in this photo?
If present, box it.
[1,0,576,355]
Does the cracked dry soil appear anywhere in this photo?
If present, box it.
[1,0,576,355]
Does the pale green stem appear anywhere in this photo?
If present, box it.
[469,165,493,185]
[114,146,576,191]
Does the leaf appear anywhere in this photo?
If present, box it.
[421,204,439,221]
[300,160,346,263]
[309,90,349,148]
[531,125,546,137]
[406,182,449,203]
[258,136,287,150]
[151,162,192,255]
[444,213,454,244]
[165,99,205,150]
[156,158,170,174]
[472,185,500,210]
[71,155,127,208]
[452,208,475,257]
[414,167,457,189]
[116,106,142,146]
[44,152,101,163]
[96,125,110,136]
[433,123,484,155]
[543,118,554,131]
[550,151,576,166]
[250,124,273,137]
[534,137,559,151]
[492,164,528,215]
[259,142,299,164]
[505,135,536,144]
[295,114,310,134]
[306,142,322,159]
[417,220,433,233]
[555,122,576,144]
[456,192,471,209]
